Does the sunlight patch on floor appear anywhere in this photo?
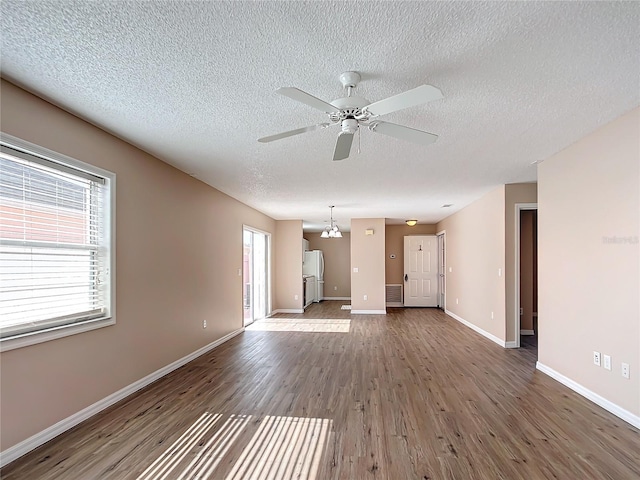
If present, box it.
[137,413,331,480]
[137,413,250,480]
[225,416,332,480]
[246,318,351,333]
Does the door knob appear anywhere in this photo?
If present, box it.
[404,274,408,281]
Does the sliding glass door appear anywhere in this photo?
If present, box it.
[243,227,270,326]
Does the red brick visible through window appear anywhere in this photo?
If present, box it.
[0,204,87,244]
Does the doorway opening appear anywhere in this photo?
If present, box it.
[515,204,538,351]
[243,226,271,326]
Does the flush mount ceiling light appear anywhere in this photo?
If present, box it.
[406,220,418,227]
[321,206,342,238]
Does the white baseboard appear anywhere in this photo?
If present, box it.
[445,310,506,348]
[505,341,518,349]
[322,297,351,301]
[536,362,640,429]
[351,309,387,315]
[272,309,304,314]
[0,327,245,468]
[520,329,535,336]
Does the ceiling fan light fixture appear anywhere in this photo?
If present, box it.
[406,220,418,227]
[341,118,359,134]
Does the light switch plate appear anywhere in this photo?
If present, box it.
[603,355,611,371]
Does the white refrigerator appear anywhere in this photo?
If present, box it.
[302,250,324,302]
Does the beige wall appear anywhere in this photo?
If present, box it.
[306,232,351,298]
[505,183,538,342]
[275,220,303,310]
[538,107,639,416]
[437,186,506,341]
[0,80,278,451]
[385,224,438,285]
[350,219,386,312]
[437,183,537,344]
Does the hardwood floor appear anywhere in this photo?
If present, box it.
[2,302,639,479]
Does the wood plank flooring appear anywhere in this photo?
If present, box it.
[2,302,639,479]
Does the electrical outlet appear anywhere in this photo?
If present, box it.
[364,294,368,301]
[334,286,337,291]
[294,294,298,300]
[622,363,630,379]
[491,311,494,319]
[498,268,502,277]
[456,298,459,305]
[593,351,601,366]
[203,320,207,329]
[603,355,611,371]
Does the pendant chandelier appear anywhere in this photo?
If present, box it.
[321,205,342,238]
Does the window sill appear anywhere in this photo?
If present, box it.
[0,317,115,352]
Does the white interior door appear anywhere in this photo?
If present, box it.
[404,235,438,307]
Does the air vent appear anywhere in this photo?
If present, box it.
[385,284,403,307]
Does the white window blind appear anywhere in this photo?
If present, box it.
[0,142,113,342]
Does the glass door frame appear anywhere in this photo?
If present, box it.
[242,225,271,326]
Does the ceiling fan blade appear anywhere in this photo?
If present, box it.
[364,85,443,117]
[277,87,340,114]
[369,121,438,145]
[258,123,330,143]
[333,133,354,161]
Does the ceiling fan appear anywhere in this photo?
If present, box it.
[258,71,443,161]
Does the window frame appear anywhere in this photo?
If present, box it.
[0,133,116,352]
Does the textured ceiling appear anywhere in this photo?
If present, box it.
[1,1,639,231]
